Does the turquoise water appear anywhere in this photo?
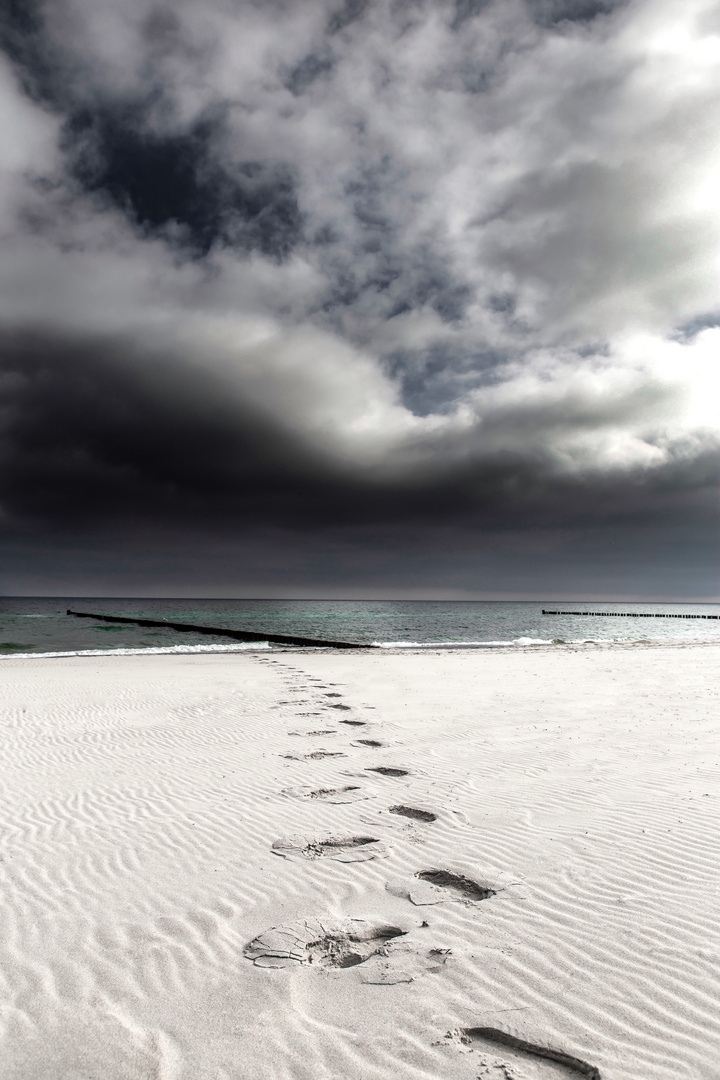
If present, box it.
[1,597,719,656]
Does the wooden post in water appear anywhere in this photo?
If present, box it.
[542,609,718,620]
[66,610,372,649]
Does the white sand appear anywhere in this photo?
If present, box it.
[0,643,718,1079]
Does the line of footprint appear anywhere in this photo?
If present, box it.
[252,659,469,944]
[248,656,602,1079]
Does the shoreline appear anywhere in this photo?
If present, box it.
[1,644,718,1078]
[2,634,720,662]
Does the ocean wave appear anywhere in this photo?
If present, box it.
[373,635,715,648]
[3,632,716,660]
[374,637,555,648]
[0,642,273,660]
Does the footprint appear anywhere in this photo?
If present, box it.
[460,1028,602,1079]
[245,918,407,969]
[282,750,346,761]
[354,739,383,748]
[272,835,389,861]
[288,729,338,737]
[282,786,369,803]
[340,719,366,726]
[416,870,494,901]
[360,943,452,984]
[324,692,343,698]
[387,870,495,905]
[282,785,368,804]
[388,805,437,823]
[328,703,352,711]
[367,766,410,778]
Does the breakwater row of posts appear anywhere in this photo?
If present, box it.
[542,610,718,620]
[66,610,370,648]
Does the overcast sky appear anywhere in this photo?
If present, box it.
[0,0,718,598]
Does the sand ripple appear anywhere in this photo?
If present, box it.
[0,646,718,1078]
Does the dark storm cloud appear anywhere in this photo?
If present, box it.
[1,0,304,258]
[66,106,303,258]
[310,155,472,348]
[526,0,626,26]
[316,239,471,332]
[450,0,492,32]
[1,329,715,541]
[0,0,57,103]
[0,330,325,528]
[382,340,505,415]
[0,0,718,596]
[284,48,336,96]
[327,0,370,35]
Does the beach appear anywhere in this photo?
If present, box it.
[1,643,718,1079]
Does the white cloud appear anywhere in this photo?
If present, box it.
[0,54,60,225]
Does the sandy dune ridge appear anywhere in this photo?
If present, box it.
[0,644,718,1078]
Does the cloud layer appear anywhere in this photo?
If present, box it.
[0,0,718,595]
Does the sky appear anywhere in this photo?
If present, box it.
[0,0,718,599]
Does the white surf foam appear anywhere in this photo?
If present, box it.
[374,637,555,648]
[0,642,272,660]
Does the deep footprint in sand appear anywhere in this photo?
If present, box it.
[388,805,437,823]
[367,766,410,777]
[340,719,366,726]
[410,868,496,902]
[459,1028,602,1079]
[328,703,352,711]
[282,785,368,804]
[245,918,407,968]
[387,870,496,905]
[416,870,494,900]
[288,729,338,736]
[282,750,346,761]
[272,835,389,861]
[355,738,383,748]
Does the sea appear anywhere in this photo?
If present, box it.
[1,597,719,657]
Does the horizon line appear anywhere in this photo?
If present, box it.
[2,594,719,605]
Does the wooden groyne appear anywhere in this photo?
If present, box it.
[66,610,371,649]
[542,609,718,620]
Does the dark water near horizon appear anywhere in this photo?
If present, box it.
[1,597,719,657]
